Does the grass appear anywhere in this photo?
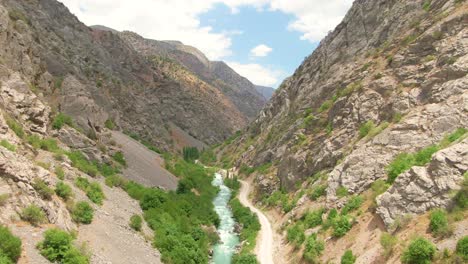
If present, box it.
[104,119,115,130]
[0,140,16,152]
[0,225,22,263]
[5,116,24,138]
[129,215,142,231]
[359,121,375,138]
[52,113,73,130]
[27,135,62,153]
[429,209,451,237]
[341,196,363,215]
[380,232,398,258]
[21,205,46,226]
[318,99,333,113]
[336,186,348,198]
[387,128,467,183]
[32,178,54,200]
[0,194,9,206]
[112,151,127,167]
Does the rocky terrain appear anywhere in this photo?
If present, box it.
[218,0,468,262]
[0,0,266,153]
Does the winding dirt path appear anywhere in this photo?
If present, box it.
[238,180,274,264]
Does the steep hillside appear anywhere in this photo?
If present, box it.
[255,85,276,100]
[0,0,257,152]
[219,0,468,262]
[119,31,267,120]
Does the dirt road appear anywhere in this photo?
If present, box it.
[111,131,178,190]
[238,180,274,264]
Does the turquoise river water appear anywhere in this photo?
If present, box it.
[212,172,240,264]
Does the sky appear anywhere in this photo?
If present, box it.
[59,0,353,88]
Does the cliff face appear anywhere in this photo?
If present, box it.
[220,0,467,252]
[0,0,263,150]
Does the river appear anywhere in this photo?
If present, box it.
[212,172,240,264]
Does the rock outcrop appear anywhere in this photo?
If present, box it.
[377,139,468,227]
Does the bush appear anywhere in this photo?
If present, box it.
[0,140,16,152]
[359,121,376,138]
[456,236,468,260]
[303,208,325,228]
[332,215,352,237]
[309,185,327,201]
[55,166,65,180]
[105,175,127,188]
[55,182,72,201]
[341,250,357,264]
[287,223,306,247]
[104,119,115,130]
[303,234,324,263]
[71,201,94,224]
[318,100,333,113]
[0,225,22,263]
[74,177,105,205]
[129,215,142,231]
[21,205,46,226]
[429,209,450,237]
[67,151,99,177]
[112,152,127,167]
[341,196,363,215]
[32,178,54,200]
[5,116,24,139]
[52,113,73,130]
[232,253,258,264]
[401,238,436,264]
[380,232,397,258]
[38,228,89,264]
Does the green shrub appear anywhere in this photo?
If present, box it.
[32,178,54,200]
[303,234,324,263]
[71,201,94,224]
[440,128,467,148]
[55,166,65,180]
[401,237,436,264]
[332,215,352,237]
[287,223,306,247]
[359,121,376,138]
[199,149,216,165]
[341,250,357,264]
[386,153,415,183]
[422,0,431,11]
[129,215,142,231]
[21,205,46,226]
[104,119,115,130]
[303,208,325,228]
[55,182,72,201]
[309,185,327,200]
[318,100,333,113]
[341,196,363,215]
[5,116,24,138]
[232,253,258,264]
[256,163,272,174]
[380,232,397,258]
[456,236,468,260]
[429,209,450,237]
[67,151,99,176]
[454,172,468,208]
[182,147,199,162]
[0,254,13,264]
[0,140,16,152]
[336,186,348,198]
[27,135,62,153]
[74,177,105,205]
[52,113,73,130]
[105,174,127,188]
[112,152,127,167]
[0,225,22,263]
[37,228,89,264]
[8,9,29,24]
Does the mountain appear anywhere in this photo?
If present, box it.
[254,85,275,100]
[218,0,468,262]
[0,0,266,153]
[118,31,267,120]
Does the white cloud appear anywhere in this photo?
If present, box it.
[226,62,285,87]
[250,44,273,57]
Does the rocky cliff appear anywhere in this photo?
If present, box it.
[219,0,468,262]
[0,0,264,151]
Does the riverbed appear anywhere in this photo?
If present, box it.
[212,173,239,264]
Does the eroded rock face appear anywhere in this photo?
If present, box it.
[0,148,75,230]
[376,139,468,228]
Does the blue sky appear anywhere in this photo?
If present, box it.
[59,0,353,88]
[199,4,318,86]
